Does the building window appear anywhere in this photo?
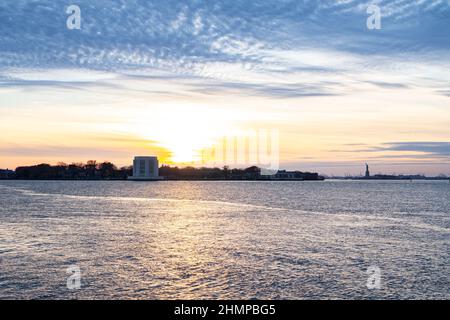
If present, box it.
[139,160,146,176]
[149,160,154,175]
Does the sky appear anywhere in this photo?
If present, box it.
[0,0,449,175]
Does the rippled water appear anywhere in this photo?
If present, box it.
[0,180,448,299]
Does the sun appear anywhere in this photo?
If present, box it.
[136,105,232,165]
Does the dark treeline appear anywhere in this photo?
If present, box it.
[9,162,262,180]
[4,162,322,180]
[14,161,132,180]
[160,165,262,180]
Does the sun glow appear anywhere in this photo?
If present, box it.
[135,105,232,165]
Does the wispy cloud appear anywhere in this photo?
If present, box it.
[369,141,450,156]
[0,0,449,93]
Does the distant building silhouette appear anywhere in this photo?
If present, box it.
[129,156,163,181]
[365,163,370,178]
[0,169,14,179]
[272,170,323,181]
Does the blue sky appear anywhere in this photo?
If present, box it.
[1,0,449,70]
[1,0,450,175]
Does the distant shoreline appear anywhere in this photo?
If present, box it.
[2,163,449,181]
[0,178,325,182]
[2,178,450,182]
[330,177,450,181]
[1,163,325,181]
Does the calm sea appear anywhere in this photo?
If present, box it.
[0,180,448,299]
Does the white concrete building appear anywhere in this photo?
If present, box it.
[129,156,162,180]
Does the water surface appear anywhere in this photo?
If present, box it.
[0,180,448,299]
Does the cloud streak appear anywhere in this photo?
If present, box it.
[354,142,450,158]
